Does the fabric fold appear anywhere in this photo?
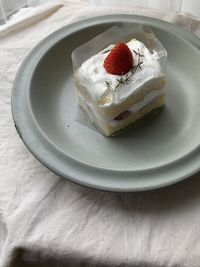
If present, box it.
[0,2,63,38]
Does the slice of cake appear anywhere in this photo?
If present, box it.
[74,39,166,136]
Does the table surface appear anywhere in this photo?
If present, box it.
[1,1,200,266]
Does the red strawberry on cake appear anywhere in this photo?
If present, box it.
[103,43,134,75]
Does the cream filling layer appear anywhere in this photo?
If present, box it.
[79,88,165,127]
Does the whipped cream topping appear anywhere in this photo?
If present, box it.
[76,39,165,107]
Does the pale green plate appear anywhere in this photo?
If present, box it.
[12,15,200,192]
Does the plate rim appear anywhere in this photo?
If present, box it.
[11,14,200,192]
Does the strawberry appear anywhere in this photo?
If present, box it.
[114,110,131,121]
[103,43,134,75]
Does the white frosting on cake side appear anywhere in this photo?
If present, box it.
[76,39,164,107]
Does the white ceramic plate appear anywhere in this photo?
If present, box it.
[12,15,200,191]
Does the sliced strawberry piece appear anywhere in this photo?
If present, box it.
[114,110,131,121]
[103,43,134,75]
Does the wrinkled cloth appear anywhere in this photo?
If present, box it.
[1,1,200,266]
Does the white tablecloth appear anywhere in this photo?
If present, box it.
[1,1,200,266]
